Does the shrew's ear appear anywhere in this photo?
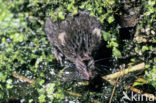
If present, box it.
[92,28,101,38]
[58,32,67,46]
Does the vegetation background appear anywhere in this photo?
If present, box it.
[0,0,155,102]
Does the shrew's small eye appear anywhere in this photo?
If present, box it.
[83,60,89,65]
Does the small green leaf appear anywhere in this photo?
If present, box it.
[113,47,122,58]
[58,12,65,20]
[38,95,46,103]
[79,4,85,9]
[142,46,149,52]
[6,84,13,89]
[102,31,111,41]
[39,79,45,86]
[133,78,147,87]
[135,47,139,53]
[72,8,78,16]
[109,41,118,47]
[67,4,73,11]
[29,99,33,103]
[98,7,103,14]
[130,58,135,62]
[107,16,114,23]
[10,33,24,42]
[86,4,92,11]
[2,37,6,44]
[145,64,150,68]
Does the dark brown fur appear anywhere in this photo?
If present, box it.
[45,11,102,80]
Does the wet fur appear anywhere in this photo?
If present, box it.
[45,11,102,80]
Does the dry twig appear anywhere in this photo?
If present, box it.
[126,86,156,101]
[102,63,145,81]
[12,72,35,84]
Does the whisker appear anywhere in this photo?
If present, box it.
[94,57,113,63]
[96,65,110,71]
